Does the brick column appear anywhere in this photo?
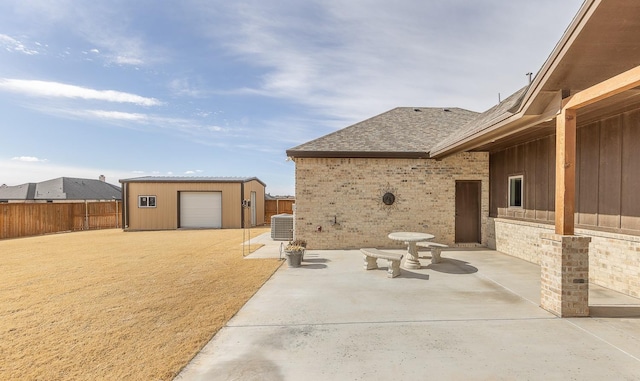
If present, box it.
[540,233,591,317]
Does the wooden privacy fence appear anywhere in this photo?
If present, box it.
[0,201,122,240]
[265,199,295,224]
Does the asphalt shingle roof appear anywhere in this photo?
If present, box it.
[286,107,479,158]
[0,183,36,200]
[0,177,121,201]
[429,86,528,154]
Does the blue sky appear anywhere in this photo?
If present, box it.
[0,0,583,195]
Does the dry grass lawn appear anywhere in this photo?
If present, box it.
[0,228,281,380]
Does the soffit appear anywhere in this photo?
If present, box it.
[541,0,640,95]
[473,88,640,153]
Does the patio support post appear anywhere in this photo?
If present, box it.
[554,107,576,235]
[539,106,590,317]
[540,65,640,317]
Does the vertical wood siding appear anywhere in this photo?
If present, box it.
[490,108,640,234]
[490,135,556,220]
[621,111,640,230]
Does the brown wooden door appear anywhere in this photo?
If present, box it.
[455,181,481,243]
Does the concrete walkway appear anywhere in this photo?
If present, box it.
[177,234,640,380]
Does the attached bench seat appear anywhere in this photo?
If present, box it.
[416,242,448,264]
[360,248,403,278]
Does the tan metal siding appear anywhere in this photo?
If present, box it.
[222,185,242,228]
[242,180,266,226]
[125,182,243,230]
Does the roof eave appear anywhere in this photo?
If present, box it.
[514,0,599,116]
[119,177,266,187]
[286,150,431,159]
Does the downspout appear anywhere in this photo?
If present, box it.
[122,183,128,229]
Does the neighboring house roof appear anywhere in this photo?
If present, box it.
[0,177,121,201]
[0,183,37,200]
[265,194,295,200]
[286,107,478,158]
[119,176,267,187]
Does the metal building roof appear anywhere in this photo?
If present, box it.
[119,176,266,187]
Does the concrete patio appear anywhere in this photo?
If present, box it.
[176,233,640,380]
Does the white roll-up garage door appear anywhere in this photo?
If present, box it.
[180,192,222,228]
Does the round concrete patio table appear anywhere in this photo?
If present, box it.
[388,232,434,269]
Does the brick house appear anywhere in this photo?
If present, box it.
[286,107,488,250]
[287,0,640,316]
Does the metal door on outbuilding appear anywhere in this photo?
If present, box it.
[179,191,222,228]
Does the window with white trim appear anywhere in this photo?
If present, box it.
[138,195,156,208]
[508,175,523,208]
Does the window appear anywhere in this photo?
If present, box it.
[508,175,523,208]
[138,195,156,208]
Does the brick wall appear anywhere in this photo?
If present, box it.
[493,218,549,264]
[493,217,640,298]
[540,234,590,317]
[587,230,640,298]
[293,153,489,250]
[486,217,496,249]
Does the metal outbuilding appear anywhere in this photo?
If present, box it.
[119,176,265,230]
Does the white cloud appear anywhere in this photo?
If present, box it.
[11,156,48,162]
[84,110,149,121]
[26,106,230,147]
[184,170,204,175]
[0,34,40,55]
[0,78,162,106]
[113,55,144,66]
[199,0,583,122]
[169,78,206,98]
[0,158,128,186]
[3,2,154,66]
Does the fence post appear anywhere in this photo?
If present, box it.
[84,200,89,230]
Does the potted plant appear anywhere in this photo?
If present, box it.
[284,241,306,268]
[289,239,307,260]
